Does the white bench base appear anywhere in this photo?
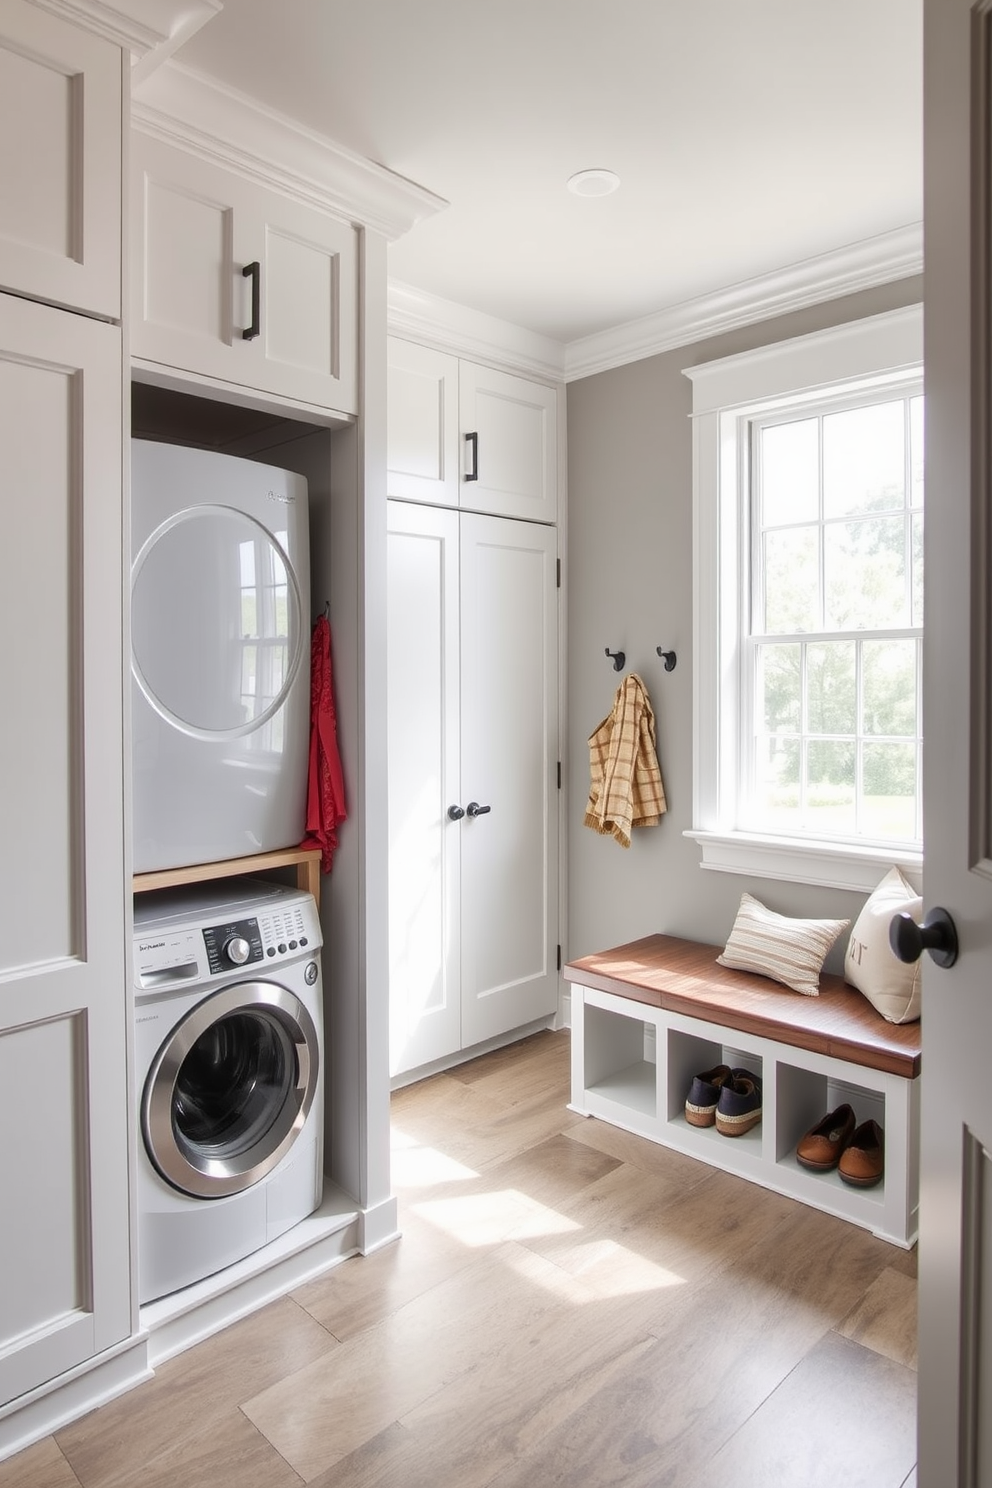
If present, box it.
[569,981,920,1248]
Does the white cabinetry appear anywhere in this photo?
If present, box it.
[131,133,357,413]
[0,0,121,319]
[0,2,130,1425]
[387,501,559,1076]
[0,252,130,1403]
[387,338,558,522]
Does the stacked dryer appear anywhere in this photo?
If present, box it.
[131,438,312,873]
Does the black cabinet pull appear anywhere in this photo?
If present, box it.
[447,804,465,821]
[242,261,261,340]
[466,801,491,817]
[464,431,479,481]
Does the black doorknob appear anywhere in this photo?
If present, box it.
[447,804,465,821]
[889,906,959,968]
[466,801,491,818]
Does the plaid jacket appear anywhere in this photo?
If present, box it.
[583,673,667,848]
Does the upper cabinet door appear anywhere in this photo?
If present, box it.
[458,362,558,523]
[0,1,121,319]
[386,339,560,523]
[387,340,460,507]
[131,134,358,414]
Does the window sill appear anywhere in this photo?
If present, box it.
[684,829,922,896]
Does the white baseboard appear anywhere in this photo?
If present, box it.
[0,1334,151,1465]
[0,1187,365,1464]
[141,1186,360,1366]
[357,1195,400,1255]
[389,1015,558,1090]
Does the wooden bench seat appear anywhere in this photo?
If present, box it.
[564,933,921,1080]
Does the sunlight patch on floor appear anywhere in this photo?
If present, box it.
[391,1127,480,1188]
[531,1235,688,1297]
[412,1189,583,1247]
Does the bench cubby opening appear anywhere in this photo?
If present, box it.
[582,1000,658,1120]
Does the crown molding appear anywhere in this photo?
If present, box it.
[31,0,221,69]
[387,280,566,383]
[562,223,924,382]
[132,61,448,240]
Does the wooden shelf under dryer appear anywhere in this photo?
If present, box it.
[133,845,322,907]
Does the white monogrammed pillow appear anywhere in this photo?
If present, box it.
[844,866,922,1024]
[717,892,850,997]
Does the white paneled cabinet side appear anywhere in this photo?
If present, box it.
[0,1,132,1423]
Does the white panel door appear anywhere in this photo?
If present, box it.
[386,339,460,506]
[387,503,462,1074]
[0,0,121,318]
[459,513,559,1046]
[458,363,558,523]
[0,293,130,1403]
[918,2,992,1480]
[132,134,357,413]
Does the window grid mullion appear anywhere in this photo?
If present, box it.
[855,636,864,838]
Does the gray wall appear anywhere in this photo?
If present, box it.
[565,275,924,966]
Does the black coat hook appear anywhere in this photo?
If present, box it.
[605,647,625,672]
[656,648,677,671]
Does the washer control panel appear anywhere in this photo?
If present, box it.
[202,917,264,974]
[134,883,322,995]
[258,899,312,961]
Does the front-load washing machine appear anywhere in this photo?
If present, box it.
[133,880,324,1304]
[131,438,311,873]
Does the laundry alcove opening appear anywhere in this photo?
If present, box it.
[129,374,357,1190]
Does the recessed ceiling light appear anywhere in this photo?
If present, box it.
[567,169,620,198]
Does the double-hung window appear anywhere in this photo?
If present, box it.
[685,306,924,892]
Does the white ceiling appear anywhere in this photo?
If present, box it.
[172,0,922,349]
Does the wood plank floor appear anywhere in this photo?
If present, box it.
[1,1030,918,1488]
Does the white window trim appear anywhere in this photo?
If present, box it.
[683,304,924,895]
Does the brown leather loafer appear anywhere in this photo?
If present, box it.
[796,1103,857,1171]
[838,1118,885,1188]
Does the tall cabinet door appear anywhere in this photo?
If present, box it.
[387,502,462,1074]
[0,1,121,318]
[0,294,130,1404]
[459,514,559,1047]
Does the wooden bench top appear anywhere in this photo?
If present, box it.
[564,934,921,1080]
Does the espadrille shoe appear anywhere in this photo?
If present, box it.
[684,1064,733,1128]
[715,1069,763,1137]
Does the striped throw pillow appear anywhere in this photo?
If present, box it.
[717,892,850,997]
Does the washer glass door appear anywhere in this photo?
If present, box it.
[143,982,318,1198]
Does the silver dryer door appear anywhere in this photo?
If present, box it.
[142,981,318,1198]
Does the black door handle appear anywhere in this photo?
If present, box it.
[889,906,959,968]
[242,261,261,340]
[447,805,465,821]
[466,801,491,817]
[464,431,479,481]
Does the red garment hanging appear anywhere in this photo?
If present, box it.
[303,613,347,873]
